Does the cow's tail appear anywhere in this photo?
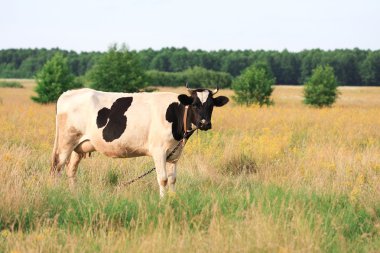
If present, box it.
[50,114,59,175]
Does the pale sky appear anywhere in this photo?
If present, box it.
[1,0,379,52]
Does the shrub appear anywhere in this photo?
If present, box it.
[0,81,24,88]
[88,44,147,92]
[221,153,257,176]
[32,53,82,103]
[146,70,184,87]
[183,66,232,88]
[303,65,339,107]
[146,67,232,88]
[232,64,275,106]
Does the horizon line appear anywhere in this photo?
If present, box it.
[0,46,379,54]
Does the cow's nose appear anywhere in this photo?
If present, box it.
[199,120,212,130]
[205,122,212,130]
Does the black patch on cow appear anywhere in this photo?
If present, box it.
[96,97,133,142]
[96,107,111,128]
[165,102,185,141]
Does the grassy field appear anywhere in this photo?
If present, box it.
[0,79,380,252]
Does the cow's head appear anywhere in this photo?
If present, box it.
[178,86,229,131]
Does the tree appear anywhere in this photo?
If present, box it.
[232,64,275,106]
[32,53,81,103]
[303,65,338,107]
[88,44,147,92]
[221,52,253,77]
[360,51,380,86]
[269,50,301,84]
[299,49,325,84]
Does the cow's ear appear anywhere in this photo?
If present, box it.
[178,94,193,105]
[213,96,229,107]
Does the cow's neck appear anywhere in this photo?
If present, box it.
[178,104,193,138]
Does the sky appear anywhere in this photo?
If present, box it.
[1,0,379,52]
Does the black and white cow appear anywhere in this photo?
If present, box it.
[51,86,229,197]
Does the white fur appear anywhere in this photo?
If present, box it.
[196,90,210,104]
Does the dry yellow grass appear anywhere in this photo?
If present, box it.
[164,85,380,202]
[1,80,380,252]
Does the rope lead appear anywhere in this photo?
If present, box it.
[121,128,196,186]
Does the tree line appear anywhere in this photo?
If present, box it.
[0,48,102,78]
[0,47,379,86]
[31,48,340,109]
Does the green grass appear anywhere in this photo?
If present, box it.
[0,81,24,88]
[1,178,377,252]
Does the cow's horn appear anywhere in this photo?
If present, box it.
[212,85,219,95]
[186,82,195,94]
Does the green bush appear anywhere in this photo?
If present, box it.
[146,67,232,88]
[303,65,339,107]
[232,64,275,106]
[146,70,184,87]
[0,81,23,88]
[32,53,82,103]
[183,66,232,88]
[88,44,147,92]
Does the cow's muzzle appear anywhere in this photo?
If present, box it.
[198,120,212,131]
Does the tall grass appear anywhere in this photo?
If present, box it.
[0,81,380,252]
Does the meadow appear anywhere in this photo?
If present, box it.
[0,79,380,252]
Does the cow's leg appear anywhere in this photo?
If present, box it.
[51,113,81,176]
[51,149,73,176]
[152,150,167,198]
[66,151,83,188]
[51,134,78,176]
[167,162,177,193]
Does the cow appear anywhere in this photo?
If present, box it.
[50,85,229,197]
